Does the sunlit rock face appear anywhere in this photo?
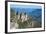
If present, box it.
[21,13,28,22]
[17,12,28,22]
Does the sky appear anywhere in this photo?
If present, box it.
[10,4,42,16]
[10,4,42,9]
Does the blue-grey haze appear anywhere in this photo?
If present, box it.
[10,4,42,23]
